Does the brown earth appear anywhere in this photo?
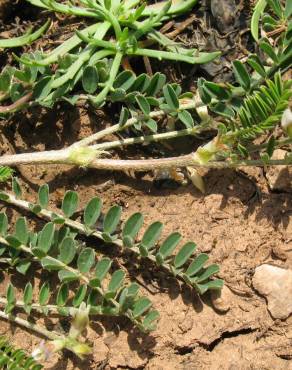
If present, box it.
[0,1,292,369]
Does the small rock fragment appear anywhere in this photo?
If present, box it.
[265,149,292,192]
[210,0,239,33]
[253,264,292,319]
[210,285,231,313]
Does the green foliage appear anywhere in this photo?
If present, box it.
[0,181,222,336]
[6,183,223,295]
[0,336,42,369]
[0,0,219,112]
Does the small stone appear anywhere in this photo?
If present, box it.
[253,264,292,319]
[272,245,287,261]
[210,285,231,313]
[266,149,292,192]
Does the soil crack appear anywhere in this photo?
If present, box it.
[175,328,257,355]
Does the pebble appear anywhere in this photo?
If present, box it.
[210,285,231,313]
[253,264,292,319]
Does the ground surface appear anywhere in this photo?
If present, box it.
[0,1,291,369]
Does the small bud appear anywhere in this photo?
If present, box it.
[68,147,108,167]
[193,136,229,165]
[69,302,90,340]
[281,108,292,138]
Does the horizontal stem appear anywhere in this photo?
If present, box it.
[87,156,292,171]
[92,126,207,150]
[74,98,201,148]
[0,310,61,341]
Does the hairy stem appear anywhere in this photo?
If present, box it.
[0,92,33,114]
[74,98,202,147]
[92,125,209,150]
[0,310,61,340]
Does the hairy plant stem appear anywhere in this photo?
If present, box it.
[91,126,206,150]
[0,309,61,340]
[0,92,33,114]
[67,98,203,148]
[0,149,291,170]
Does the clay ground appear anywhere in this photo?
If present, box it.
[0,1,292,369]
